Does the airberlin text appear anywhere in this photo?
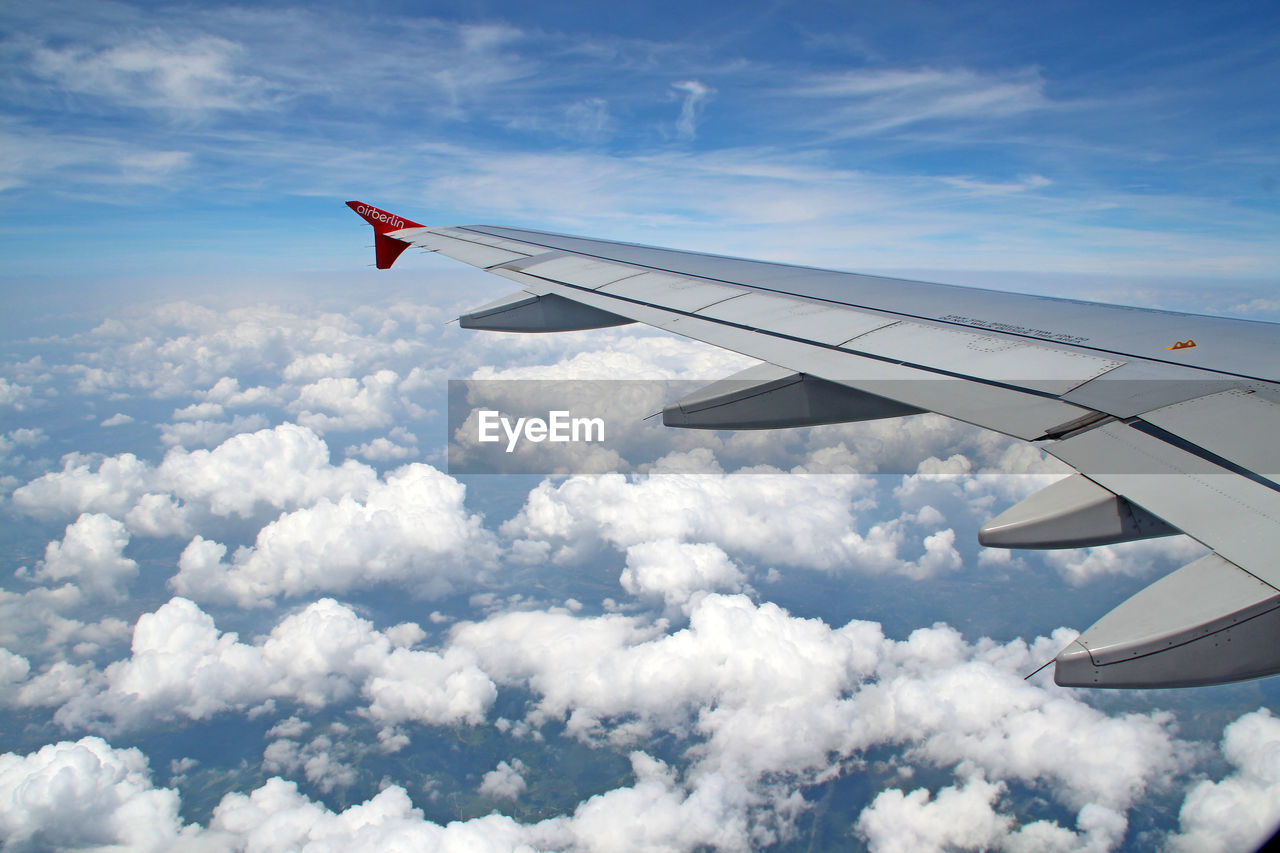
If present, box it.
[356,205,405,229]
[478,410,605,452]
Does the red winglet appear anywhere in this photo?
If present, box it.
[346,200,426,269]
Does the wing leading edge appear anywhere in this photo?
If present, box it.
[349,200,1280,689]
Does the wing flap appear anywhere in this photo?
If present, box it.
[501,252,648,288]
[698,292,898,345]
[1140,388,1280,484]
[600,272,749,312]
[1051,419,1280,588]
[840,321,1124,396]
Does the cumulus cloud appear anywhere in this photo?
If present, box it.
[12,423,379,529]
[620,539,747,609]
[0,377,33,409]
[50,597,493,737]
[447,593,1186,844]
[208,777,531,851]
[264,732,358,794]
[290,369,417,433]
[55,299,447,403]
[156,423,377,517]
[504,469,961,579]
[11,451,152,520]
[1169,708,1280,853]
[856,774,1011,853]
[479,758,528,800]
[1042,534,1208,586]
[0,648,30,695]
[0,737,196,851]
[0,738,536,852]
[0,583,133,663]
[159,413,271,448]
[203,376,280,408]
[171,462,498,605]
[32,512,138,597]
[345,426,419,461]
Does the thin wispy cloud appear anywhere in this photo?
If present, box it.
[672,79,715,140]
[28,34,272,113]
[793,66,1053,135]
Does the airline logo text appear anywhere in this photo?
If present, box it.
[356,205,405,229]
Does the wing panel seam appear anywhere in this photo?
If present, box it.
[517,270,1085,405]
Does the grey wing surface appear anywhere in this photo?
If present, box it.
[353,202,1280,689]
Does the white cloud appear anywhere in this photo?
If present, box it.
[1169,708,1280,853]
[536,752,758,851]
[0,377,33,409]
[479,758,528,800]
[290,369,411,433]
[100,412,134,427]
[203,376,280,408]
[171,462,498,604]
[173,401,226,421]
[672,79,714,140]
[31,33,271,113]
[123,492,192,537]
[856,774,1011,853]
[208,777,530,851]
[620,539,747,609]
[156,423,377,517]
[345,434,418,462]
[1042,535,1207,586]
[282,351,356,382]
[158,412,271,448]
[0,737,196,851]
[0,427,48,461]
[54,597,495,737]
[470,331,753,382]
[0,583,88,656]
[0,648,30,695]
[447,593,1187,844]
[33,512,138,597]
[11,451,152,520]
[793,66,1051,135]
[503,470,960,579]
[264,733,358,794]
[12,423,379,529]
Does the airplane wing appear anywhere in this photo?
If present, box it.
[349,200,1280,689]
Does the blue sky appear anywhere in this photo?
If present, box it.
[2,0,1278,284]
[2,2,1280,852]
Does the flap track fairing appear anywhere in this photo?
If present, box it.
[663,363,923,430]
[979,473,1177,549]
[1054,554,1280,688]
[459,291,634,332]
